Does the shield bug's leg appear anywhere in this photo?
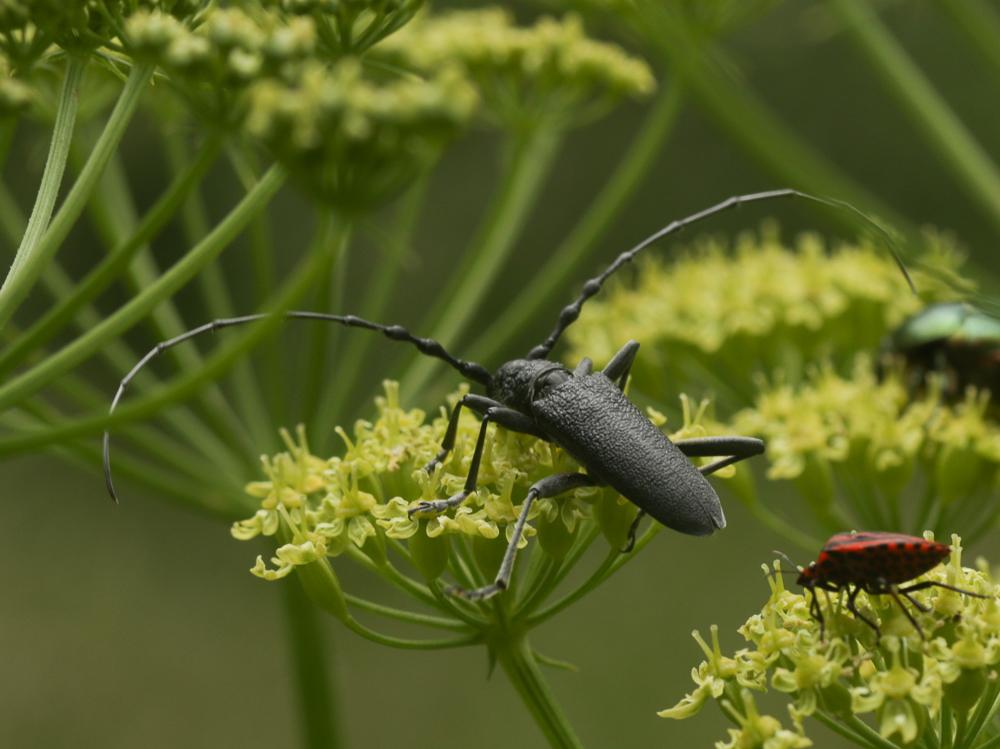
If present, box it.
[409,406,546,518]
[806,586,826,640]
[846,584,881,637]
[451,472,600,601]
[900,589,931,613]
[887,586,925,639]
[898,580,990,599]
[424,394,504,473]
[602,340,640,390]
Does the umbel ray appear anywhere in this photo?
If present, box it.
[103,188,914,601]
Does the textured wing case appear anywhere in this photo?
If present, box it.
[531,374,724,535]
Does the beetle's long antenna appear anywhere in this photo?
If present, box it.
[527,189,916,360]
[103,311,492,503]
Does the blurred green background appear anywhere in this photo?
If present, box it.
[4,2,1000,747]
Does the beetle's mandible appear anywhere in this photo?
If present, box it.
[103,189,913,600]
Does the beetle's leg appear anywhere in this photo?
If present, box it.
[887,586,925,639]
[846,584,881,638]
[622,509,646,553]
[450,472,600,601]
[601,340,640,390]
[423,394,503,473]
[409,407,545,518]
[574,357,593,376]
[674,436,765,475]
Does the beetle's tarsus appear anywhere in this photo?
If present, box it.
[621,509,646,553]
[448,581,505,601]
[408,494,469,518]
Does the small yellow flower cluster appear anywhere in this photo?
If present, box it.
[245,58,476,207]
[732,356,1000,539]
[662,536,1000,747]
[125,6,321,124]
[564,228,961,404]
[379,9,654,127]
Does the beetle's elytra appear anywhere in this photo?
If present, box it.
[104,189,912,601]
[796,531,988,639]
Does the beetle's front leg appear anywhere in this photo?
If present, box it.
[601,340,640,390]
[409,407,547,518]
[451,472,600,601]
[423,394,502,473]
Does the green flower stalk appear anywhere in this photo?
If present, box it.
[233,380,733,746]
[662,535,1000,748]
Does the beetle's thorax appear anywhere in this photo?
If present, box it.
[489,359,571,413]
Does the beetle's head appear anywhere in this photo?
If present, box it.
[491,359,570,412]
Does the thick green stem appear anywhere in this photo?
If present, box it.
[936,0,1000,79]
[0,165,286,422]
[0,176,245,477]
[495,634,583,749]
[4,57,84,287]
[0,136,222,375]
[312,178,427,446]
[401,127,561,398]
[812,710,885,748]
[84,145,255,463]
[0,61,154,331]
[283,578,343,749]
[469,81,683,364]
[830,0,1000,235]
[169,137,274,451]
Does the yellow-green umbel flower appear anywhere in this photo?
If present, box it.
[232,379,736,649]
[731,356,1000,543]
[124,6,321,127]
[662,536,1000,748]
[378,8,654,129]
[564,228,962,408]
[245,57,477,208]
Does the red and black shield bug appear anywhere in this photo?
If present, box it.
[794,531,989,639]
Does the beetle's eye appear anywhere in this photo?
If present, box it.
[535,368,570,395]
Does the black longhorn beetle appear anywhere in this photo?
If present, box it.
[103,189,914,601]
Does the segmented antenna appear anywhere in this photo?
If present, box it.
[527,189,916,360]
[103,311,492,503]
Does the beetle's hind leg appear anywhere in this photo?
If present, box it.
[674,436,765,474]
[450,472,600,601]
[409,406,549,518]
